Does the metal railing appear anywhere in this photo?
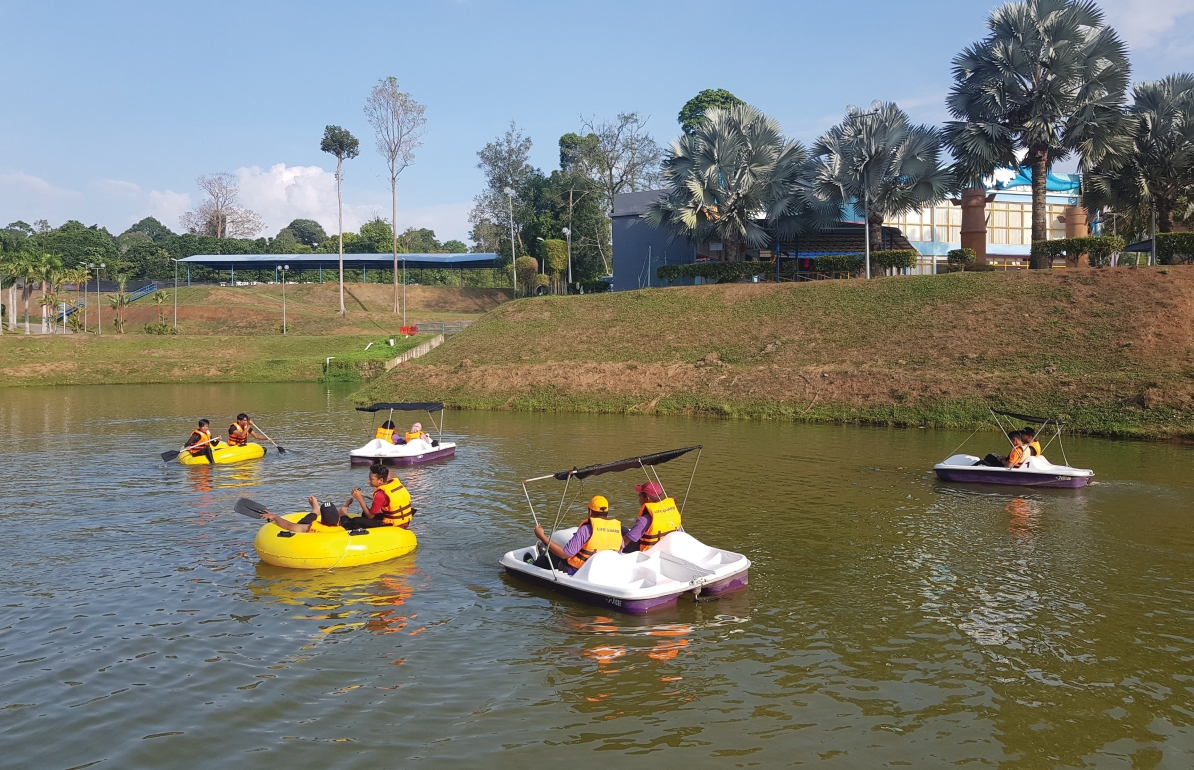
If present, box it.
[415,320,473,337]
[126,282,159,303]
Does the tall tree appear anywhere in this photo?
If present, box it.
[646,105,821,263]
[179,173,263,239]
[578,113,663,208]
[809,101,954,266]
[943,0,1130,268]
[285,219,327,248]
[678,89,745,135]
[364,76,427,321]
[468,122,536,261]
[1085,73,1194,234]
[320,125,360,316]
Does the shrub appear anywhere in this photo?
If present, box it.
[578,279,611,293]
[144,321,177,335]
[534,273,550,287]
[655,261,768,284]
[947,248,976,271]
[1029,236,1125,267]
[871,249,919,272]
[813,254,863,274]
[1157,233,1194,265]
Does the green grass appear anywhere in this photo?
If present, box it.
[360,267,1194,441]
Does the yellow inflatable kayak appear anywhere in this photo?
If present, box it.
[178,443,266,465]
[253,513,418,569]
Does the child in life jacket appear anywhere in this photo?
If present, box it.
[623,481,682,552]
[330,463,414,529]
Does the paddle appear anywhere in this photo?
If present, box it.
[250,421,287,454]
[234,497,270,518]
[160,436,219,463]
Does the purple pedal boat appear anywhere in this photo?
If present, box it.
[350,401,456,466]
[933,408,1094,489]
[500,446,751,614]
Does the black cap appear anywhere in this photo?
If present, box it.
[319,502,339,526]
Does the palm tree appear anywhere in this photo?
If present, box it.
[943,0,1130,268]
[808,101,954,275]
[646,104,823,263]
[32,254,64,333]
[1084,74,1194,234]
[7,251,37,334]
[320,125,360,317]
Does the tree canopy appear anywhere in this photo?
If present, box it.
[678,89,745,135]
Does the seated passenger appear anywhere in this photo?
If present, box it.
[977,432,1029,468]
[185,419,220,464]
[1022,427,1042,457]
[375,420,397,443]
[228,413,266,447]
[624,481,682,552]
[334,463,415,529]
[533,495,621,575]
[403,422,428,444]
[259,497,345,533]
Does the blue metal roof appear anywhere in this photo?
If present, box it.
[180,252,499,271]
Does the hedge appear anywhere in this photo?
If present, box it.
[1029,236,1126,267]
[813,254,863,274]
[1157,233,1194,265]
[810,251,918,275]
[656,261,768,284]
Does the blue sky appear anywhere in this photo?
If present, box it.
[1,0,1191,242]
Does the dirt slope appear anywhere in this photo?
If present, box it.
[362,267,1194,439]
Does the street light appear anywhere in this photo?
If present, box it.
[85,262,93,333]
[93,262,105,334]
[172,258,179,331]
[561,227,572,289]
[278,264,289,334]
[504,186,517,296]
[846,103,881,280]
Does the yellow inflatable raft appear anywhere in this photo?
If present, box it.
[253,513,418,569]
[178,443,266,465]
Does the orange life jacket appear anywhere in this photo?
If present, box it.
[228,423,250,446]
[567,516,623,570]
[1028,440,1042,456]
[375,427,395,442]
[1009,445,1026,467]
[404,431,424,443]
[308,519,341,534]
[636,498,682,550]
[376,477,413,527]
[188,428,212,455]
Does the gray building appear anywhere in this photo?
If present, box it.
[611,189,695,292]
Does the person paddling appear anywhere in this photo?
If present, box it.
[533,495,621,575]
[623,481,683,552]
[227,413,268,447]
[259,497,344,533]
[322,463,414,529]
[185,419,220,464]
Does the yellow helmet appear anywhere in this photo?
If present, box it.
[587,495,610,513]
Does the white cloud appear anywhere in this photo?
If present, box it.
[1102,0,1194,48]
[144,189,192,230]
[95,179,141,199]
[0,170,80,201]
[233,163,470,241]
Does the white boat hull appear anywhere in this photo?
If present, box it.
[934,453,1094,488]
[349,438,457,466]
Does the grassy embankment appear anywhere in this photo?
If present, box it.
[0,284,510,387]
[362,267,1194,440]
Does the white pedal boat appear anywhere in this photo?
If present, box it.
[351,401,457,466]
[350,436,456,466]
[501,529,749,614]
[933,453,1094,488]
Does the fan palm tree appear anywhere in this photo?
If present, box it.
[1084,74,1194,234]
[31,254,64,333]
[808,101,954,275]
[943,0,1130,268]
[645,104,824,262]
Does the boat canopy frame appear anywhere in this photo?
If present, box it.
[947,408,1072,466]
[356,402,446,438]
[519,446,703,581]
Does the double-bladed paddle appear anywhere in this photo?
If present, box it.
[234,497,270,518]
[250,421,287,454]
[160,436,219,463]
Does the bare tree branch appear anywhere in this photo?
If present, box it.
[179,172,263,238]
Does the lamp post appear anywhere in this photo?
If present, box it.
[172,259,179,331]
[278,264,289,334]
[93,262,105,334]
[504,186,517,297]
[561,226,572,289]
[84,262,92,333]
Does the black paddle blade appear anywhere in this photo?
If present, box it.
[234,498,269,518]
[161,450,181,462]
[274,445,287,455]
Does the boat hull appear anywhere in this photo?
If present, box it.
[934,467,1090,488]
[349,439,456,466]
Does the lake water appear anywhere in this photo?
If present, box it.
[1,384,1192,768]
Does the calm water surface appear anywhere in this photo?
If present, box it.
[1,384,1192,769]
